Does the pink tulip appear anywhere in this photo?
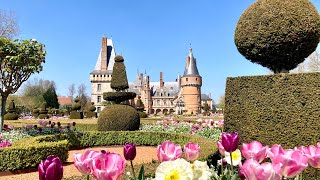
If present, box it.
[217,140,225,156]
[301,145,320,168]
[242,141,268,163]
[74,150,101,175]
[273,149,309,178]
[157,140,182,162]
[240,159,281,180]
[91,152,126,180]
[221,132,239,152]
[184,142,200,161]
[38,155,63,180]
[267,144,285,162]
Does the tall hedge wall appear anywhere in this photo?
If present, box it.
[224,72,320,149]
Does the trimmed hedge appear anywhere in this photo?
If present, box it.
[1,131,216,171]
[224,72,320,149]
[0,137,69,171]
[4,113,18,120]
[70,111,84,119]
[234,0,320,73]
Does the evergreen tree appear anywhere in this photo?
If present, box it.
[43,84,59,109]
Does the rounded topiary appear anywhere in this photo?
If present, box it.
[32,108,39,118]
[234,0,320,73]
[111,55,129,91]
[89,102,96,112]
[136,96,145,112]
[72,97,81,111]
[97,104,140,131]
[4,100,19,120]
[103,92,136,104]
[38,103,49,119]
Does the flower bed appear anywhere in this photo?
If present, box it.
[0,131,217,172]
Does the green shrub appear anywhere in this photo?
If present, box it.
[72,97,81,111]
[0,137,69,171]
[38,114,48,119]
[234,0,320,73]
[97,104,140,131]
[70,111,83,119]
[72,124,97,131]
[86,111,97,118]
[32,108,39,118]
[103,92,136,104]
[224,72,320,149]
[4,113,18,120]
[138,111,148,118]
[110,55,129,91]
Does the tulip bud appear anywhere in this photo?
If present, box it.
[221,132,239,153]
[57,122,61,127]
[72,122,76,126]
[38,155,63,180]
[124,143,137,161]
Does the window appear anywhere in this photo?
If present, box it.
[196,78,197,81]
[186,78,188,81]
[97,107,101,113]
[170,87,173,90]
[164,100,167,106]
[171,101,174,105]
[93,75,95,77]
[97,84,101,92]
[157,100,160,106]
[97,96,101,103]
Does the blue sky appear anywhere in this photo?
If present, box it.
[1,0,320,103]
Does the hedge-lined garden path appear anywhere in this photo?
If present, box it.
[0,146,158,180]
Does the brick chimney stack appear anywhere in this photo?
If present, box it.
[160,72,164,89]
[101,37,108,71]
[146,75,150,88]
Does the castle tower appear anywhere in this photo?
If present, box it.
[90,36,116,113]
[180,48,202,114]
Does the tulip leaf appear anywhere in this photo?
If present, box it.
[231,174,238,180]
[138,165,145,180]
[221,175,228,180]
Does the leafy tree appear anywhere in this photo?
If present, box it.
[77,83,90,111]
[234,0,320,73]
[202,101,210,112]
[42,84,59,109]
[0,38,46,129]
[0,10,19,39]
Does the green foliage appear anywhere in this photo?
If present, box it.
[110,55,129,91]
[0,136,69,171]
[85,111,97,118]
[72,96,81,111]
[136,96,145,112]
[0,131,216,171]
[38,103,48,119]
[38,114,49,119]
[89,102,96,112]
[42,84,59,109]
[70,111,83,119]
[97,104,140,131]
[7,100,16,113]
[4,113,18,120]
[234,0,320,73]
[224,72,320,149]
[138,111,148,118]
[103,91,136,104]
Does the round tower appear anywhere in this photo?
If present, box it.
[180,48,202,115]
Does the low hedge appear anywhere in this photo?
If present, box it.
[1,131,216,172]
[0,137,69,171]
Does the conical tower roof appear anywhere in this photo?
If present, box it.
[183,48,200,77]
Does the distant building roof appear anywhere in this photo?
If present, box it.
[58,96,72,106]
[201,94,212,101]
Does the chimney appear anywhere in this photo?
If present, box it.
[146,75,150,88]
[101,37,108,71]
[160,72,163,89]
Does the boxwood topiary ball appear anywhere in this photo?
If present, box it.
[97,104,140,131]
[4,113,18,120]
[234,0,320,73]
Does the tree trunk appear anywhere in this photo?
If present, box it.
[0,95,7,131]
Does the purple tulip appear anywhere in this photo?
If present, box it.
[57,122,61,127]
[72,122,76,126]
[38,155,63,180]
[48,121,51,125]
[124,143,137,161]
[3,124,8,130]
[221,132,239,153]
[34,125,38,129]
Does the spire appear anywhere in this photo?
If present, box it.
[183,48,200,76]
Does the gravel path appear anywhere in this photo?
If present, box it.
[0,146,158,180]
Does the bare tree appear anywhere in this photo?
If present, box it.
[77,83,88,111]
[290,51,320,73]
[0,10,19,39]
[68,83,75,100]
